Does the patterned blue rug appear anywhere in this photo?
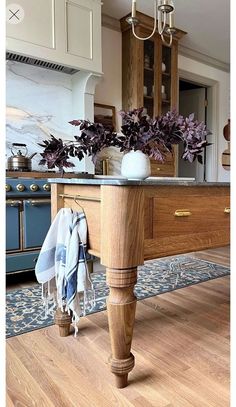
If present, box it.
[6,255,230,338]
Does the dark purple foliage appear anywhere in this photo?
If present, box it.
[70,119,117,163]
[38,135,75,172]
[38,109,211,170]
[118,109,210,163]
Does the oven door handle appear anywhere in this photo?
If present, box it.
[26,199,51,206]
[6,200,22,207]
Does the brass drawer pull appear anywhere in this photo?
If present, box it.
[26,199,51,206]
[174,209,192,217]
[224,207,230,214]
[6,200,21,207]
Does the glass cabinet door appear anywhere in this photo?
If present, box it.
[142,39,174,118]
[143,39,155,117]
[161,45,171,114]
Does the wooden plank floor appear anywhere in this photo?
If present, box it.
[6,246,230,406]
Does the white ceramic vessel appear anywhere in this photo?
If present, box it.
[121,150,151,180]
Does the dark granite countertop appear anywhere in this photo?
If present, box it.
[48,176,230,187]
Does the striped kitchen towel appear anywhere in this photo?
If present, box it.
[35,208,94,334]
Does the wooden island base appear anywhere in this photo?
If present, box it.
[51,180,230,388]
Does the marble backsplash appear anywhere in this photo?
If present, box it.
[6,60,122,175]
[6,60,77,171]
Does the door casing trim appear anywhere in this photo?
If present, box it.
[178,69,218,182]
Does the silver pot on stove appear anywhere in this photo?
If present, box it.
[7,143,37,171]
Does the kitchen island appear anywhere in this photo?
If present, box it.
[49,177,230,388]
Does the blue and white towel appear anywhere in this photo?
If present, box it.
[35,208,94,334]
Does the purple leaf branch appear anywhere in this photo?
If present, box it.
[38,109,211,170]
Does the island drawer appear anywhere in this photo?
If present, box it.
[150,161,175,176]
[150,155,175,177]
[152,194,230,238]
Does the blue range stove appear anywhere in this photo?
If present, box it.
[6,178,51,274]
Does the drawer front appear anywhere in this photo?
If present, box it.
[150,154,175,177]
[144,192,230,259]
[153,195,230,238]
[6,204,20,251]
[23,200,51,249]
[6,251,39,273]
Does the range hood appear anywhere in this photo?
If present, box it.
[6,52,79,75]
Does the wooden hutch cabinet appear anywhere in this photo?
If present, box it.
[120,12,186,176]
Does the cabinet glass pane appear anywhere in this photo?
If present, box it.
[143,40,154,117]
[161,46,171,114]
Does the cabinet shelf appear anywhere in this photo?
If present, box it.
[144,67,154,72]
[144,95,154,100]
[162,99,170,104]
[162,72,171,77]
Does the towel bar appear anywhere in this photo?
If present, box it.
[59,193,101,202]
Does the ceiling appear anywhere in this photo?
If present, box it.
[101,0,230,65]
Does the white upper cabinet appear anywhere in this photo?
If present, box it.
[6,0,102,74]
[6,0,56,49]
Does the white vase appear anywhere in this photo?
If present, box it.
[121,150,151,180]
[162,62,166,72]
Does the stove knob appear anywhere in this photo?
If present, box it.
[43,183,51,192]
[30,183,39,192]
[16,183,25,192]
[5,184,11,192]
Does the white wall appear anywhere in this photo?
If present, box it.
[95,27,122,130]
[94,26,123,175]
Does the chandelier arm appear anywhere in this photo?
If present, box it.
[131,0,157,41]
[161,33,173,47]
[158,9,167,35]
[132,21,157,40]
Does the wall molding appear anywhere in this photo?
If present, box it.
[102,14,121,32]
[179,45,230,73]
[102,13,230,73]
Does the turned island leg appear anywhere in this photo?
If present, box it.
[54,306,72,337]
[101,186,144,388]
[106,267,137,388]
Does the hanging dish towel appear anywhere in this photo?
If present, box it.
[35,208,94,334]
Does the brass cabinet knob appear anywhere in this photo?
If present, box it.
[224,207,230,214]
[30,183,39,192]
[43,183,51,192]
[5,184,11,192]
[16,183,25,192]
